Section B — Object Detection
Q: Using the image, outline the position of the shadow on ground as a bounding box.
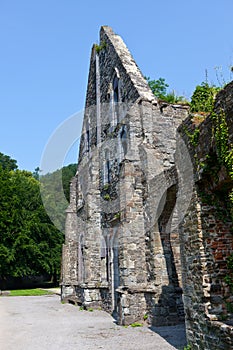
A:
[150,323,187,349]
[112,310,187,349]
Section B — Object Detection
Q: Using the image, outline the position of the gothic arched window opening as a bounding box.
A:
[113,75,119,103]
[113,74,120,123]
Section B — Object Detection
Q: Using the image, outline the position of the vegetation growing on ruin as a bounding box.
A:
[183,345,192,350]
[103,194,110,201]
[190,82,220,113]
[210,105,233,226]
[94,40,107,54]
[130,322,143,327]
[225,254,233,291]
[188,81,233,294]
[189,81,233,188]
[183,126,200,147]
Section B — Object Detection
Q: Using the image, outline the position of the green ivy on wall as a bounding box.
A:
[189,82,233,293]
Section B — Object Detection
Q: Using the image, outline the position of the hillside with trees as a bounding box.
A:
[0,152,76,288]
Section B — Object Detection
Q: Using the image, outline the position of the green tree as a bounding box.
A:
[0,155,65,284]
[0,152,17,170]
[0,154,77,286]
[62,163,77,201]
[39,163,77,232]
[145,77,169,99]
[33,166,41,180]
[145,76,187,104]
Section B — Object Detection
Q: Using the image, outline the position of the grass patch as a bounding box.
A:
[130,322,143,327]
[8,288,54,296]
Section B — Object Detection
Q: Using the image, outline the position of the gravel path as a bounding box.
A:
[0,295,187,349]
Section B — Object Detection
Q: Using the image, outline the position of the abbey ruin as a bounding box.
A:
[61,26,233,349]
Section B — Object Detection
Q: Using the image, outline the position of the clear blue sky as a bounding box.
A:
[1,0,232,172]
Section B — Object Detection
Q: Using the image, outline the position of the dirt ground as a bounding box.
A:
[0,294,187,349]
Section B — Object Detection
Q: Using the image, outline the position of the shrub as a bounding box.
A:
[190,82,220,113]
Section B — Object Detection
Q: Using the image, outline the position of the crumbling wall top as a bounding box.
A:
[100,26,156,102]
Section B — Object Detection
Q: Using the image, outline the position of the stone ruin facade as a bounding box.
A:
[61,26,233,349]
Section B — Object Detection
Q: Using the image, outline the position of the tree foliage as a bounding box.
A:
[62,163,77,201]
[190,82,220,113]
[145,77,169,99]
[0,154,77,283]
[39,163,77,232]
[0,152,17,171]
[145,76,187,104]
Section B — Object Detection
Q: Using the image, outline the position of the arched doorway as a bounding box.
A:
[149,184,184,325]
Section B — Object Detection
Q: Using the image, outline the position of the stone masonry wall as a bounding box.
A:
[61,26,189,326]
[179,82,233,349]
[61,27,233,348]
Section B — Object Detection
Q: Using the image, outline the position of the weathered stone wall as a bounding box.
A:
[178,82,233,349]
[61,26,188,326]
[99,26,154,104]
[180,191,233,349]
[61,26,233,348]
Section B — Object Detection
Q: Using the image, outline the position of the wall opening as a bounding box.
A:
[113,74,120,123]
[103,149,111,184]
[158,184,180,288]
[151,184,184,325]
[78,233,85,283]
[120,126,128,156]
[110,228,120,312]
[100,235,109,282]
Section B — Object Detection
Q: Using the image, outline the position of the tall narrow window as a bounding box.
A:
[103,149,111,184]
[86,129,90,152]
[106,159,111,183]
[120,127,127,156]
[113,75,119,123]
[100,235,109,282]
[78,233,85,283]
[85,120,90,154]
[113,75,119,103]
